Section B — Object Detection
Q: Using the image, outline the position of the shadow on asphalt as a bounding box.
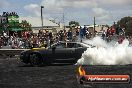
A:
[18,63,74,67]
[18,63,132,67]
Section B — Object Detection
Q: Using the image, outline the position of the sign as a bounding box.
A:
[8,16,19,23]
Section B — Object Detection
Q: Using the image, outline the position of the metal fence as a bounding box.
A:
[0,49,30,58]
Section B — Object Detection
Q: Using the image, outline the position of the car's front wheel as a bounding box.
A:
[29,53,42,66]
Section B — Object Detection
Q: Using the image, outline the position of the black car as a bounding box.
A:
[20,41,93,66]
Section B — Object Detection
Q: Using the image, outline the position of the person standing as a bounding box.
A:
[102,30,106,40]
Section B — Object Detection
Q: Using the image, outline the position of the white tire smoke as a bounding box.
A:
[77,37,132,65]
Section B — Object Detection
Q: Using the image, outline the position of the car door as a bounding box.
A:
[75,43,87,60]
[64,43,76,59]
[50,42,67,59]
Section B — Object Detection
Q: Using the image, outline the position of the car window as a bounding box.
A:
[66,43,76,48]
[66,43,83,48]
[76,44,83,48]
[52,43,66,49]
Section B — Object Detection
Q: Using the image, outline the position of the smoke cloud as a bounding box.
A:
[77,37,132,65]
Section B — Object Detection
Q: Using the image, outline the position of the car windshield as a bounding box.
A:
[48,42,66,49]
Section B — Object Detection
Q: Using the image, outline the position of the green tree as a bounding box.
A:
[116,16,132,36]
[69,21,80,27]
[20,20,32,31]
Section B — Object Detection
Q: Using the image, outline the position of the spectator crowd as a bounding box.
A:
[0,25,132,49]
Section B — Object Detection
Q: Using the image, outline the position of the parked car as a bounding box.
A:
[20,41,94,66]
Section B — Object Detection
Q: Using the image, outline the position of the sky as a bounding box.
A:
[0,0,132,25]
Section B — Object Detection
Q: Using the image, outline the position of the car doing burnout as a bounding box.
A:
[20,41,93,66]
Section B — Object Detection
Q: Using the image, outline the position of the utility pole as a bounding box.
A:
[93,16,96,37]
[62,12,65,30]
[41,6,44,29]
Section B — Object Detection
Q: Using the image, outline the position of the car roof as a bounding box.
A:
[54,41,95,48]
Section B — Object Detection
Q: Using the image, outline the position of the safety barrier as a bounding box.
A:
[0,49,30,58]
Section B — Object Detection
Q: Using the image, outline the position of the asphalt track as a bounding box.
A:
[0,58,132,88]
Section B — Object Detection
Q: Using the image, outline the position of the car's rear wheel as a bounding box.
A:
[29,53,42,66]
